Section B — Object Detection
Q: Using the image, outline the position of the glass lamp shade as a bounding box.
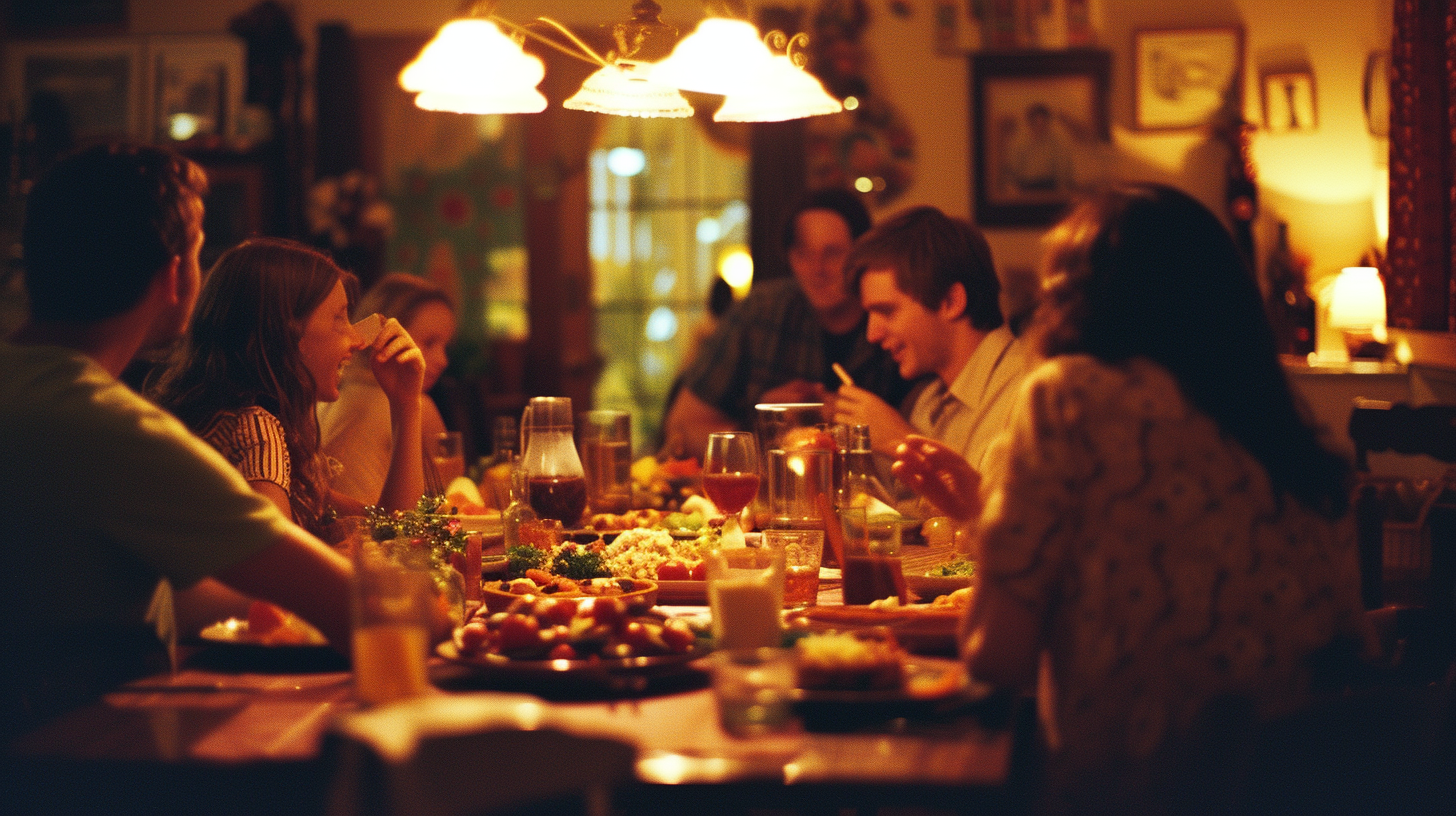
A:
[1328,266,1387,330]
[650,18,775,96]
[564,60,693,118]
[713,55,843,122]
[399,19,547,115]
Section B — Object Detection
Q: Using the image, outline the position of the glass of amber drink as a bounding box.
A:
[351,537,435,706]
[763,528,824,608]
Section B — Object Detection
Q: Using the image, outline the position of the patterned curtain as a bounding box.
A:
[1386,0,1456,330]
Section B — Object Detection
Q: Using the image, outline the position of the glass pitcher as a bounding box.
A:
[520,396,587,526]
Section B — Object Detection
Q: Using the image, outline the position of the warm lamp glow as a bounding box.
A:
[713,55,843,122]
[650,18,775,96]
[399,19,547,114]
[1328,266,1387,330]
[564,60,692,118]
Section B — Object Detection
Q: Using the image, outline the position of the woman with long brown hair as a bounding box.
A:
[153,238,426,536]
[894,183,1369,811]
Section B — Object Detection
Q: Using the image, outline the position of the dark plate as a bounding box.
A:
[790,655,990,730]
[189,620,346,672]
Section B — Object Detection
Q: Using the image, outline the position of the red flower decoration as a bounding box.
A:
[438,191,472,225]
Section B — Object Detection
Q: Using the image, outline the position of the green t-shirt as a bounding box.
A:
[1,341,294,728]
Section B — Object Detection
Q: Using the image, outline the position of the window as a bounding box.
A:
[589,117,749,454]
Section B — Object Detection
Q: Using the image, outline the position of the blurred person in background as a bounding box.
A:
[662,188,918,456]
[894,183,1368,812]
[2,144,352,737]
[318,273,457,505]
[151,239,426,540]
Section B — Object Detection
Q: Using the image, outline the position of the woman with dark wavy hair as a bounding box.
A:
[153,238,426,538]
[894,184,1368,811]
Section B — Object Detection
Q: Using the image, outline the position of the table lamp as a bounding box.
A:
[1327,266,1388,360]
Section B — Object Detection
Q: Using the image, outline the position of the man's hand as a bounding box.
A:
[833,384,916,455]
[891,435,982,524]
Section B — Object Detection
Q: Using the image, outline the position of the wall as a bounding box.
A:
[120,0,1390,283]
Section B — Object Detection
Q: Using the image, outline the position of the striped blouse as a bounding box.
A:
[197,406,291,493]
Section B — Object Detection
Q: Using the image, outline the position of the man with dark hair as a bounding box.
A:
[834,206,1034,470]
[662,189,916,455]
[1,143,354,738]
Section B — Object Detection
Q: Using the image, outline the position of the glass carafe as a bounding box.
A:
[521,396,587,526]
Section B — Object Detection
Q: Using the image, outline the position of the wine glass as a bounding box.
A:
[702,432,760,546]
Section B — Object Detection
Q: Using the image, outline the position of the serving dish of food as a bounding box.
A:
[199,601,328,648]
[480,573,659,614]
[438,592,709,693]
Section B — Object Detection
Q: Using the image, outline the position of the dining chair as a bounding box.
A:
[324,694,636,816]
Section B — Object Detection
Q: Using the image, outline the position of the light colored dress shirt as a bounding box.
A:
[907,325,1034,471]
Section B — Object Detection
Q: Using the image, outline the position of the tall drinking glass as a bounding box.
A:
[702,432,760,547]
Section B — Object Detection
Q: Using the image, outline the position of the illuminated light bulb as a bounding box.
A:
[651,18,774,96]
[399,19,546,114]
[564,60,693,118]
[713,54,842,123]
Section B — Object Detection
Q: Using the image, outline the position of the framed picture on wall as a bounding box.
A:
[1134,27,1243,130]
[145,35,247,145]
[4,38,146,142]
[971,49,1111,227]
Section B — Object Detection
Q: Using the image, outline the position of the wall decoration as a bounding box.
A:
[1134,27,1243,130]
[4,38,145,143]
[971,49,1111,227]
[1261,69,1317,132]
[1363,50,1391,138]
[805,0,916,207]
[145,35,247,146]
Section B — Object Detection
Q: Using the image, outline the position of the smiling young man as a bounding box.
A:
[833,206,1034,470]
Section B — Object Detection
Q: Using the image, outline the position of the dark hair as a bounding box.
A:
[354,272,454,326]
[22,142,207,322]
[780,188,872,250]
[845,205,1003,332]
[152,238,354,533]
[1035,183,1350,517]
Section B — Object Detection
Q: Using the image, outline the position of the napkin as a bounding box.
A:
[145,578,178,673]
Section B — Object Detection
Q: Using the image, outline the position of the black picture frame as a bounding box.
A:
[971,49,1111,227]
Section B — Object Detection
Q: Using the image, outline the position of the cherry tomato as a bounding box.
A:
[532,597,576,627]
[659,619,695,653]
[548,642,578,660]
[688,560,707,581]
[655,561,691,581]
[587,596,628,629]
[496,613,541,654]
[459,620,489,652]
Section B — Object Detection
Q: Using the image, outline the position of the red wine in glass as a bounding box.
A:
[528,475,587,526]
[702,472,761,515]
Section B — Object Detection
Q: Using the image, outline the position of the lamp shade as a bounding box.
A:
[650,18,775,96]
[564,60,693,118]
[399,19,547,115]
[713,55,843,122]
[1327,266,1386,330]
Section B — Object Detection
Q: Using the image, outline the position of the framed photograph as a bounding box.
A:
[1261,69,1317,132]
[3,38,146,142]
[1134,27,1243,130]
[971,49,1111,227]
[145,35,246,145]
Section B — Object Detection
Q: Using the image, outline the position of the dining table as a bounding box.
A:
[2,534,1034,816]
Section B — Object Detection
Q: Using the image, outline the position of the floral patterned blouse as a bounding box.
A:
[977,355,1366,777]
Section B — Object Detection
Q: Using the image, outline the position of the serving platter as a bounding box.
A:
[199,618,327,648]
[435,640,711,695]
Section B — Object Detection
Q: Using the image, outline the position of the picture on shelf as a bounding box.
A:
[146,35,246,145]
